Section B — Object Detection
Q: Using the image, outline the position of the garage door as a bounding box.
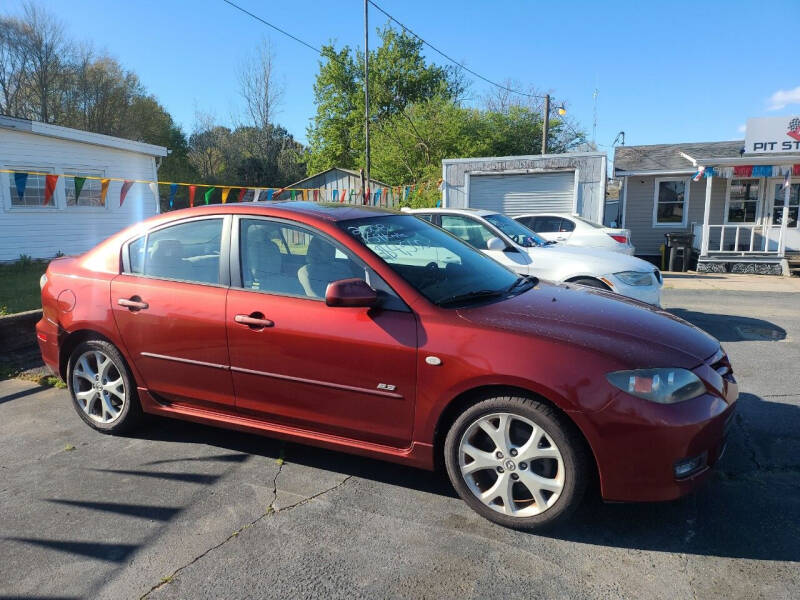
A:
[468,172,575,216]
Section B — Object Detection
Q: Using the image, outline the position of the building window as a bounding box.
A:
[65,173,104,207]
[772,182,799,228]
[653,179,688,227]
[727,179,760,223]
[8,170,55,207]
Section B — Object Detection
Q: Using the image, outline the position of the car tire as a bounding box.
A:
[444,395,589,530]
[66,339,142,434]
[569,277,610,290]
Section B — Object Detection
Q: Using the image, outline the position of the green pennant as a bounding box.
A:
[204,187,216,205]
[74,177,86,202]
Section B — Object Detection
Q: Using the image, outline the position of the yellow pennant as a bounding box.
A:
[100,179,110,206]
[221,187,231,204]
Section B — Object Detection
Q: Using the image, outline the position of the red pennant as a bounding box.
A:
[188,185,196,207]
[238,188,247,202]
[733,165,753,177]
[44,174,58,205]
[313,189,318,201]
[340,189,346,203]
[119,180,134,207]
[794,164,800,176]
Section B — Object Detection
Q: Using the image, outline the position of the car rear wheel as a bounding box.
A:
[444,395,589,530]
[67,340,142,434]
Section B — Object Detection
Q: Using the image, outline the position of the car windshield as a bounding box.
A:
[339,215,532,307]
[483,214,547,247]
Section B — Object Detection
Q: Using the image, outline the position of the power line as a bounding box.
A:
[221,0,322,55]
[367,0,547,100]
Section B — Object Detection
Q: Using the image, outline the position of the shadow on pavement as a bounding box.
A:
[669,308,787,342]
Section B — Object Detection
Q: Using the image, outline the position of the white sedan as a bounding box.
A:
[406,208,661,306]
[513,213,635,254]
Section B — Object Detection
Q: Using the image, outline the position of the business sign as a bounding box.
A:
[745,116,800,153]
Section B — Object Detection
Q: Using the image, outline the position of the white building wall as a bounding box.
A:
[0,128,160,261]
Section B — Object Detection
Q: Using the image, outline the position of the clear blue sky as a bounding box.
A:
[9,0,800,152]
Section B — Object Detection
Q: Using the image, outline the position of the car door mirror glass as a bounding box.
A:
[486,237,506,251]
[325,278,379,308]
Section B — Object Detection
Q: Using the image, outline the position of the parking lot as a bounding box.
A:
[1,284,799,600]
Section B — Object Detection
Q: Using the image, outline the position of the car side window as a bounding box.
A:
[533,216,562,233]
[515,216,536,229]
[559,218,576,232]
[440,215,495,250]
[131,219,223,285]
[416,213,434,223]
[238,218,407,311]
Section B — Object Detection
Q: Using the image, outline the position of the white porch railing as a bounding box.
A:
[694,222,783,255]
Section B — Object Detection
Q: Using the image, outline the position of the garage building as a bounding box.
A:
[441,152,607,223]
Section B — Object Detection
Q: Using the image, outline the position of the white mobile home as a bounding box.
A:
[0,115,167,262]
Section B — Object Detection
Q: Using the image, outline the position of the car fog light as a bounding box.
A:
[674,453,707,478]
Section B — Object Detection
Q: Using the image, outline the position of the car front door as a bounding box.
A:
[225,216,418,448]
[439,214,529,274]
[111,216,235,412]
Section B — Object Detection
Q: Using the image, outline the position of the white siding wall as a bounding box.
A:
[442,153,607,223]
[0,128,159,261]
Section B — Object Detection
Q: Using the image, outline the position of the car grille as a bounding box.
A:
[708,348,734,382]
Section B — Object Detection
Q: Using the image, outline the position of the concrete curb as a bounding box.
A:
[0,309,42,353]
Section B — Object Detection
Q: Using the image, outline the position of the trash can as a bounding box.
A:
[664,231,694,272]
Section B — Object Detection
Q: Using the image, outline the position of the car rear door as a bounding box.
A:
[225,216,418,448]
[111,216,235,412]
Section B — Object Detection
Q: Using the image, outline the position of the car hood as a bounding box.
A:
[456,281,718,369]
[525,244,654,273]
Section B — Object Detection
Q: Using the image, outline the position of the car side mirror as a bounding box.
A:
[325,278,379,308]
[486,237,506,251]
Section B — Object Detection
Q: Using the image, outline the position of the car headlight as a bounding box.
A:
[613,271,653,286]
[40,273,48,290]
[606,368,706,404]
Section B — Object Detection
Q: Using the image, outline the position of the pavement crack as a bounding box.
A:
[735,413,762,471]
[267,444,286,513]
[139,452,352,600]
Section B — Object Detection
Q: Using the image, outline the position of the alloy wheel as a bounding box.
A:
[458,412,564,517]
[71,350,126,424]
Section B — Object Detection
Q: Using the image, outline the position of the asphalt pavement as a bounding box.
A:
[1,287,798,599]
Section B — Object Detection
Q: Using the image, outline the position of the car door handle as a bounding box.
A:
[234,313,274,329]
[118,297,149,311]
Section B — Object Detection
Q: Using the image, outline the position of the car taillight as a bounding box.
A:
[608,234,628,244]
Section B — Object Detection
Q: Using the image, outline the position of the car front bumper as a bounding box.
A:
[605,278,663,307]
[36,316,61,376]
[573,357,738,503]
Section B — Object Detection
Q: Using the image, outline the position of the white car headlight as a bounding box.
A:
[613,270,653,286]
[40,273,48,290]
[606,368,706,404]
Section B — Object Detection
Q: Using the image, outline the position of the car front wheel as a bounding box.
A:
[67,339,142,434]
[444,395,589,530]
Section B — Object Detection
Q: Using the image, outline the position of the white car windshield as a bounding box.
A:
[339,215,534,307]
[483,214,547,248]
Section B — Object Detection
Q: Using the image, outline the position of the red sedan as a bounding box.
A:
[37,202,737,529]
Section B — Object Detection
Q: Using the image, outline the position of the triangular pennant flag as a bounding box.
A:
[290,190,296,201]
[302,189,308,201]
[188,185,196,207]
[14,172,28,201]
[266,189,274,201]
[148,182,159,205]
[333,189,338,202]
[313,189,318,202]
[169,183,178,208]
[253,189,261,202]
[44,174,58,206]
[221,187,231,204]
[74,176,86,202]
[100,179,110,206]
[204,187,216,204]
[238,188,247,202]
[120,180,134,207]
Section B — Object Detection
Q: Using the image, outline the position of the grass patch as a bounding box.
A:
[0,256,48,314]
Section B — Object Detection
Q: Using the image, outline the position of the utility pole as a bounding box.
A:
[363,0,370,203]
[541,94,550,155]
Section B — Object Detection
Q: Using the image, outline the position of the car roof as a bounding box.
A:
[158,201,398,223]
[405,207,497,217]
